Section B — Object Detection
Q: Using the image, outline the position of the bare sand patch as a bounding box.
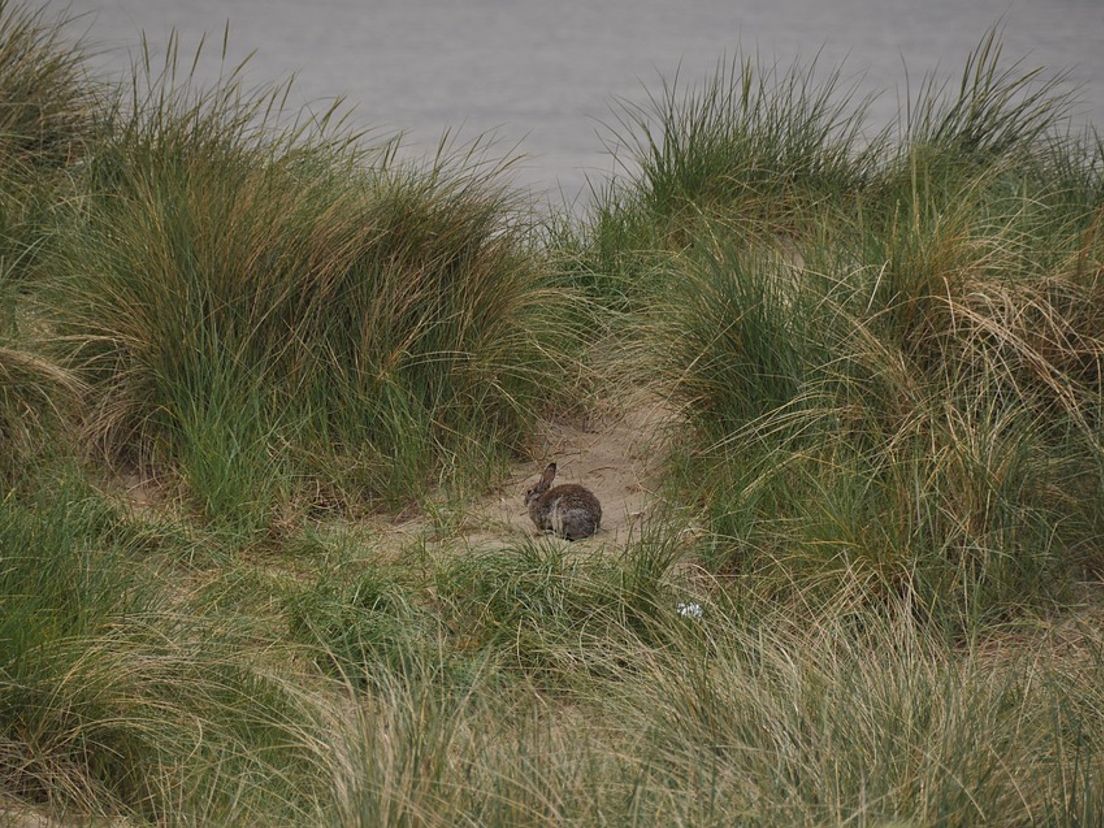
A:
[342,393,678,560]
[468,396,675,549]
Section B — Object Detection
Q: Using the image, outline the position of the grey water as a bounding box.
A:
[52,0,1104,205]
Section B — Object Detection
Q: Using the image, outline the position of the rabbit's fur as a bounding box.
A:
[523,462,602,540]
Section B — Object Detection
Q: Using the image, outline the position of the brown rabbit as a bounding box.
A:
[523,462,602,540]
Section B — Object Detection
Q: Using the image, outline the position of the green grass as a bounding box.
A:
[609,54,882,231]
[0,7,1103,825]
[324,602,1104,827]
[0,0,97,479]
[0,337,82,482]
[8,486,1102,824]
[596,33,1104,631]
[0,0,99,168]
[648,218,1102,627]
[42,35,588,532]
[0,0,101,289]
[0,470,341,823]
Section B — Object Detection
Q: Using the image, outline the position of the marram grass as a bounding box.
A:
[324,600,1104,828]
[45,37,587,529]
[0,0,100,169]
[605,32,1104,630]
[5,500,1104,824]
[0,7,1101,825]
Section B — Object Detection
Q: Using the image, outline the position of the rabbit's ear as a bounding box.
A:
[540,462,557,488]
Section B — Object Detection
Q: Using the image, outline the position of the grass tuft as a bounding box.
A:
[46,38,586,530]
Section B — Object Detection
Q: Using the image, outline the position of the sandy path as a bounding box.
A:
[108,393,677,557]
[360,394,675,556]
[466,397,673,549]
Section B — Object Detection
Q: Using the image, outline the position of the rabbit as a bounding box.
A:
[523,462,602,540]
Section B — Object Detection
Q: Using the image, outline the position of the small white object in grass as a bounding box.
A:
[677,602,703,619]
